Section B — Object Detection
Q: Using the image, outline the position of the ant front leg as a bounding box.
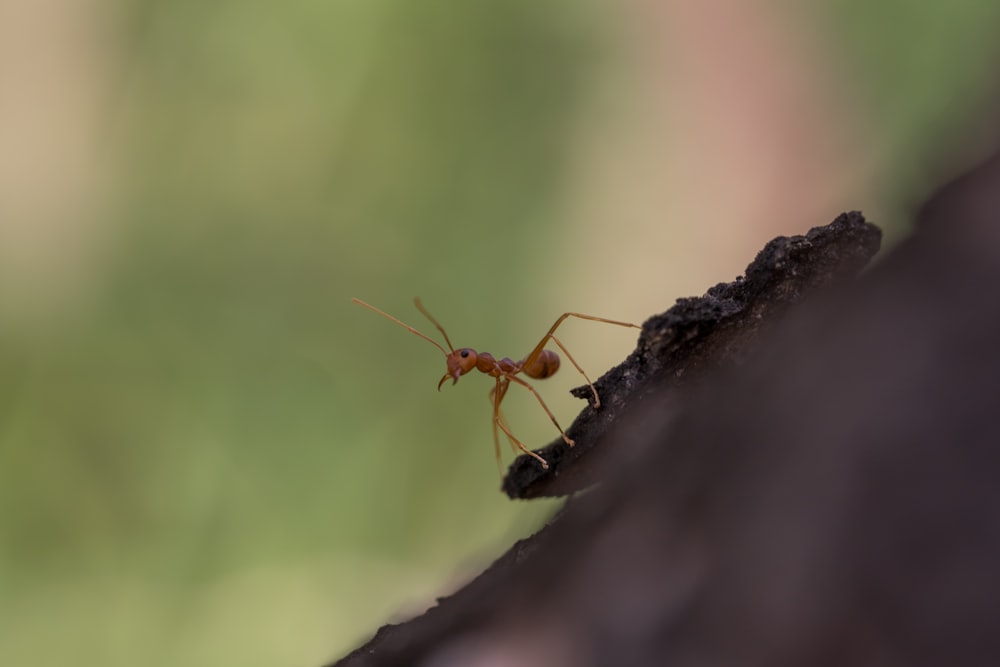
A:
[489,379,512,475]
[521,312,640,409]
[491,377,550,470]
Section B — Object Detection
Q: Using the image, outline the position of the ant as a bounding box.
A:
[352,297,640,472]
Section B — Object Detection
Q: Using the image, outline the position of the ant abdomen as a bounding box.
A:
[523,349,560,379]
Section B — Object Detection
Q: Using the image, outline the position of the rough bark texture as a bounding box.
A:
[330,150,1000,667]
[503,210,880,499]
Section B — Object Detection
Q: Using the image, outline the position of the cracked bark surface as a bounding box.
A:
[331,149,1000,667]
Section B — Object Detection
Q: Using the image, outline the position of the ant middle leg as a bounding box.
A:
[508,375,574,448]
[489,380,514,475]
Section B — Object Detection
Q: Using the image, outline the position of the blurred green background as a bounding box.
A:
[0,1,997,665]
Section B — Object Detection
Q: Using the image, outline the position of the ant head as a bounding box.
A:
[352,298,476,390]
[439,348,478,390]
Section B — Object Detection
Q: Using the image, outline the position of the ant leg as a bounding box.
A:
[547,334,600,408]
[491,376,549,469]
[489,384,502,475]
[496,401,519,454]
[489,379,514,475]
[495,418,549,469]
[523,312,639,368]
[521,312,639,408]
[508,375,575,448]
[492,379,544,460]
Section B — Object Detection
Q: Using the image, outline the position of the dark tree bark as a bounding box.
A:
[330,150,1000,667]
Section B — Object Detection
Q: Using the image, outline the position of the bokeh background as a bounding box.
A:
[1,1,998,665]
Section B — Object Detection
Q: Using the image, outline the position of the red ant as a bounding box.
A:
[352,297,640,472]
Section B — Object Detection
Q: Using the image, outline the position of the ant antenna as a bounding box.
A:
[351,298,449,356]
[413,298,456,352]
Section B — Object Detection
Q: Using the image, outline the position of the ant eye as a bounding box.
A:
[460,350,469,358]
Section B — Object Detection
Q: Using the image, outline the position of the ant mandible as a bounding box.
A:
[352,297,640,473]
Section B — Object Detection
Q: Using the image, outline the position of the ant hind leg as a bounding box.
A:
[548,334,600,408]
